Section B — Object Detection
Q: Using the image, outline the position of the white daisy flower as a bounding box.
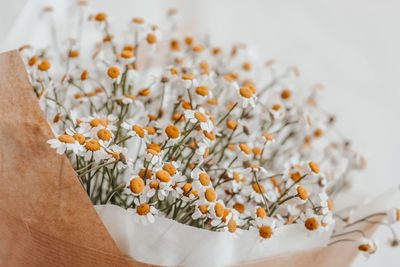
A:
[133,197,158,224]
[82,139,108,162]
[47,134,83,155]
[255,216,277,240]
[300,208,322,232]
[184,108,214,132]
[356,238,377,258]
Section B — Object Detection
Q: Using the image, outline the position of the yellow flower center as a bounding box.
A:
[203,130,216,141]
[214,203,224,217]
[130,177,144,194]
[228,219,237,233]
[80,70,88,80]
[259,225,273,239]
[69,50,79,58]
[144,126,156,135]
[84,140,101,151]
[304,218,319,231]
[163,163,176,176]
[226,120,237,130]
[58,134,75,144]
[181,73,194,80]
[90,118,108,128]
[107,66,120,79]
[314,128,323,137]
[242,62,251,71]
[239,143,251,155]
[132,125,145,138]
[136,203,150,215]
[146,148,158,156]
[156,170,171,183]
[182,102,192,110]
[165,125,180,139]
[73,133,85,145]
[239,86,253,98]
[195,86,209,96]
[205,188,216,202]
[327,199,333,211]
[170,40,180,51]
[194,112,207,122]
[297,186,308,200]
[132,17,144,24]
[203,147,210,159]
[138,169,152,179]
[280,89,291,99]
[308,161,320,174]
[252,183,264,194]
[138,88,150,96]
[146,33,157,44]
[262,133,273,141]
[233,172,240,183]
[28,56,38,66]
[97,129,112,141]
[272,104,281,111]
[199,173,210,186]
[358,244,370,252]
[290,171,301,182]
[233,203,244,214]
[199,205,208,214]
[182,183,198,197]
[147,144,161,153]
[149,181,159,189]
[123,94,136,101]
[192,45,203,52]
[252,147,262,155]
[38,60,51,71]
[207,98,217,105]
[256,207,267,218]
[185,36,193,45]
[121,50,134,59]
[95,13,106,21]
[178,110,188,121]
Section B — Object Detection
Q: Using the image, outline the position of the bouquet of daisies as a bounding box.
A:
[13,2,399,266]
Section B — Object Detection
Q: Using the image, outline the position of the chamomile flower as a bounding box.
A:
[47,134,83,154]
[192,203,209,220]
[133,198,158,224]
[82,139,108,161]
[236,86,257,108]
[191,168,212,191]
[301,208,322,232]
[255,217,277,240]
[357,238,378,258]
[121,120,147,141]
[184,108,214,132]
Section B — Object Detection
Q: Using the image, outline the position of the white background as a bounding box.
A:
[1,0,399,266]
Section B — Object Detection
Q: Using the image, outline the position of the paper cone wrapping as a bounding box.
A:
[0,50,388,266]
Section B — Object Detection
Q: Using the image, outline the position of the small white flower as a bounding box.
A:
[133,198,158,224]
[356,238,377,258]
[184,108,214,132]
[47,134,83,155]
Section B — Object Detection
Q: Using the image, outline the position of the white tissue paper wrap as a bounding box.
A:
[95,204,332,267]
[95,186,400,267]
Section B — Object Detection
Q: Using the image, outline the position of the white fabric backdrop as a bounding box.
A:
[1,0,399,266]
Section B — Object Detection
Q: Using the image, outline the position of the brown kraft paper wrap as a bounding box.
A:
[0,50,377,267]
